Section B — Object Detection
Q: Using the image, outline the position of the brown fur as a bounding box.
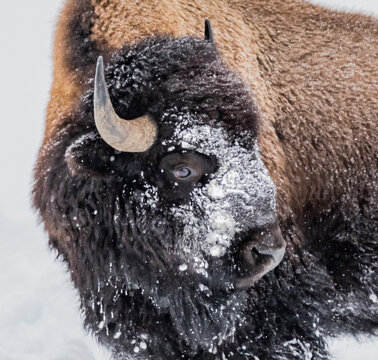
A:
[45,0,377,225]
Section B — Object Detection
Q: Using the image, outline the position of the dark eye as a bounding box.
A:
[174,166,196,180]
[159,152,217,191]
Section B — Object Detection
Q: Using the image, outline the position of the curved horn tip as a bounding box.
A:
[95,56,104,85]
[204,19,215,44]
[95,56,108,108]
[96,55,104,68]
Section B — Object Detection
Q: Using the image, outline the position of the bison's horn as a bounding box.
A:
[94,56,157,152]
[204,19,214,44]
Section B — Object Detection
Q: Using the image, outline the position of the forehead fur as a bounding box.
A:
[84,35,260,136]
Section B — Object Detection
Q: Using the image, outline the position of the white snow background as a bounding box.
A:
[0,1,376,359]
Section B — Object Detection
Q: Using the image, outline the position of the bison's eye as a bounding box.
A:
[174,165,197,180]
[159,152,217,190]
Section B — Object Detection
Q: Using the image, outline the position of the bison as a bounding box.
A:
[33,0,377,359]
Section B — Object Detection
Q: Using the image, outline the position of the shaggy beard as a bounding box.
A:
[156,278,249,354]
[127,255,249,354]
[81,251,249,356]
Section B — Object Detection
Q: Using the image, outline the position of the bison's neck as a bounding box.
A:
[242,0,378,222]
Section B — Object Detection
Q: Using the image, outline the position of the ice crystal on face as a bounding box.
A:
[369,293,377,303]
[168,114,277,260]
[178,264,188,271]
[98,320,105,330]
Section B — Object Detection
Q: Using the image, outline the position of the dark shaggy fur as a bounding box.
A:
[63,0,108,83]
[34,35,378,359]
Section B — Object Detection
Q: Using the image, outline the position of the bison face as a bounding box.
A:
[158,114,281,284]
[36,36,286,355]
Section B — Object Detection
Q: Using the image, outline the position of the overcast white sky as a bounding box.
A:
[0,1,376,359]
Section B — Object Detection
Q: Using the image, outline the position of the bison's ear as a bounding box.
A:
[65,131,121,177]
[204,19,215,45]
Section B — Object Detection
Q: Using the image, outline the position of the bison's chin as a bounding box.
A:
[158,279,248,354]
[131,258,247,354]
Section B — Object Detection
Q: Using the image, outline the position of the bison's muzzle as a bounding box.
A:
[235,221,286,289]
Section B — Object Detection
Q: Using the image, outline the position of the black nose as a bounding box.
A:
[235,221,286,290]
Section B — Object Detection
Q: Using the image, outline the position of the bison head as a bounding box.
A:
[35,33,286,357]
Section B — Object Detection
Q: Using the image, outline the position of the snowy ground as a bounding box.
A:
[0,1,376,359]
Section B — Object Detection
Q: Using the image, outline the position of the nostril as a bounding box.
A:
[240,246,260,270]
[251,248,260,257]
[240,244,285,271]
